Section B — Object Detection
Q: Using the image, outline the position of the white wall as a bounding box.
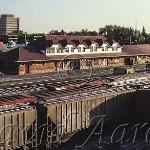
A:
[46,42,122,56]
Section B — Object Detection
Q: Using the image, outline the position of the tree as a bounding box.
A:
[99,25,150,45]
[141,26,146,37]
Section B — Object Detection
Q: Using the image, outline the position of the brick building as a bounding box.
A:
[0,35,150,75]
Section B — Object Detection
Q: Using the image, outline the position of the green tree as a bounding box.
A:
[99,25,150,45]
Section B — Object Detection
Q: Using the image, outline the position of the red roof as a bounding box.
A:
[122,44,150,55]
[46,35,107,42]
[0,95,37,107]
[0,47,48,62]
[1,44,150,63]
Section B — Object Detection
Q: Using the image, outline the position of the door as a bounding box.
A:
[73,60,80,70]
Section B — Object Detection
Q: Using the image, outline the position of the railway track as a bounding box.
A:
[0,71,150,149]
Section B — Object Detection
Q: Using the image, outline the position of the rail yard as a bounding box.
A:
[0,71,150,149]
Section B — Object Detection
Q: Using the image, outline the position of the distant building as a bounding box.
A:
[7,34,18,43]
[0,14,19,35]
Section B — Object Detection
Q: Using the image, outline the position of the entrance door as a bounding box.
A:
[124,57,133,66]
[73,60,80,70]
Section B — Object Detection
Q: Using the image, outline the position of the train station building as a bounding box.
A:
[0,35,150,75]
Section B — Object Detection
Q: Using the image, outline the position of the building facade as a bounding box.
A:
[46,42,122,56]
[0,14,19,35]
[0,35,150,75]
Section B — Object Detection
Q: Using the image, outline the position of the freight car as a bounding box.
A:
[0,95,37,150]
[0,106,37,150]
[33,85,135,149]
[0,74,148,149]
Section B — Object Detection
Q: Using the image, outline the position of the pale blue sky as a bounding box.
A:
[0,0,149,33]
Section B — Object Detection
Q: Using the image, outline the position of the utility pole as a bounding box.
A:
[25,32,27,47]
[135,20,138,43]
[130,36,132,45]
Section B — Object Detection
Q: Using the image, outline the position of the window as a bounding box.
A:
[112,46,117,51]
[93,46,97,52]
[83,47,85,52]
[57,48,61,53]
[66,48,69,53]
[61,62,63,69]
[86,60,92,66]
[115,58,119,63]
[50,48,55,53]
[78,47,82,52]
[71,47,74,52]
[90,47,93,52]
[102,47,104,51]
[105,46,108,51]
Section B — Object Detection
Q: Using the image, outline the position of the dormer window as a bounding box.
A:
[57,49,60,53]
[83,47,85,52]
[90,47,93,52]
[66,47,69,53]
[93,46,97,52]
[57,47,61,53]
[105,46,108,51]
[112,47,117,51]
[71,47,74,52]
[112,43,119,51]
[102,43,109,51]
[78,47,82,52]
[50,47,55,53]
[46,49,49,53]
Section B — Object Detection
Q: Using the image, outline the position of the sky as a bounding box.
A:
[0,0,150,33]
